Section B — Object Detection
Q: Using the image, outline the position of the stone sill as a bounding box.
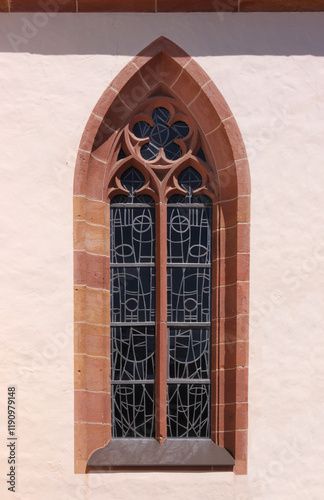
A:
[88,438,235,467]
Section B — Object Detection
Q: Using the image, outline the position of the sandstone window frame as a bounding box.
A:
[74,36,250,475]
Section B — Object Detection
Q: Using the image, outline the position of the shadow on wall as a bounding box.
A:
[1,12,324,56]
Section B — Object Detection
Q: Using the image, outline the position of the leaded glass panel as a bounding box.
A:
[111,326,155,381]
[111,267,156,324]
[167,267,211,323]
[168,328,210,380]
[167,384,210,438]
[111,205,155,264]
[167,166,212,438]
[112,384,155,438]
[167,205,212,264]
[111,167,156,439]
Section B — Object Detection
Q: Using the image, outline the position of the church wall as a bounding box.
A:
[0,12,323,499]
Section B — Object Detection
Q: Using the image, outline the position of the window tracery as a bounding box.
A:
[108,95,217,444]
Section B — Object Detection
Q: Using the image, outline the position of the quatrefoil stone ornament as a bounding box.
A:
[132,107,190,161]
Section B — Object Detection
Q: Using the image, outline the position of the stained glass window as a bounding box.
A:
[133,107,189,161]
[167,167,212,438]
[111,167,156,438]
[110,164,212,440]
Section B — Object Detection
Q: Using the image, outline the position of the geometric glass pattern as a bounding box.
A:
[167,167,212,438]
[111,167,156,438]
[112,384,155,438]
[167,384,210,438]
[133,107,190,161]
[168,328,210,380]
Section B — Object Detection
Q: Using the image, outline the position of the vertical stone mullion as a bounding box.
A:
[155,202,168,443]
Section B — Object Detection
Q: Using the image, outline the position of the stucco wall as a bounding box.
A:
[0,12,324,500]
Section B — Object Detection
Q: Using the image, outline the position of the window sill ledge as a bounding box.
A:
[88,439,235,467]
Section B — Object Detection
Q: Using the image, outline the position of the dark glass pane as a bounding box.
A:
[196,148,206,162]
[111,205,155,264]
[112,384,155,438]
[167,267,211,323]
[192,194,212,205]
[172,121,190,139]
[167,384,210,438]
[168,194,212,205]
[111,194,154,206]
[169,328,210,380]
[168,194,186,204]
[111,267,156,323]
[167,205,212,264]
[132,121,152,139]
[152,107,171,125]
[178,167,202,194]
[140,142,160,161]
[121,167,145,195]
[111,194,128,205]
[117,147,127,161]
[112,326,155,381]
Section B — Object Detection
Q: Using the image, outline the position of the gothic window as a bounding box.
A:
[74,37,250,475]
[81,97,235,466]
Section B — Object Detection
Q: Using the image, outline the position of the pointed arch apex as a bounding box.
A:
[137,35,190,61]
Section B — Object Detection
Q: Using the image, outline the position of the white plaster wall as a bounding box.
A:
[0,12,324,500]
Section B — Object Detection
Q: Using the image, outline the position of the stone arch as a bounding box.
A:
[74,36,250,475]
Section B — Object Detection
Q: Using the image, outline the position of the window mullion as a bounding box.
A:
[155,201,168,444]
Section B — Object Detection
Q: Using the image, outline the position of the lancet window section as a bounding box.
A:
[167,167,212,438]
[109,98,216,443]
[110,167,156,438]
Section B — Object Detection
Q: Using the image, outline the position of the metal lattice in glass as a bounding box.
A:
[167,167,212,438]
[110,164,212,439]
[111,168,156,438]
[132,107,190,161]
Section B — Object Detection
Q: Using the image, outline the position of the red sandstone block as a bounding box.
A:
[86,287,110,325]
[78,0,155,12]
[10,0,75,12]
[237,223,250,254]
[74,322,110,357]
[203,81,233,122]
[208,125,235,171]
[236,314,249,341]
[84,156,106,201]
[74,354,109,392]
[237,281,249,315]
[189,88,222,136]
[75,422,110,462]
[73,150,91,197]
[0,0,8,11]
[220,198,238,228]
[74,286,86,322]
[75,390,110,423]
[172,70,201,106]
[240,0,324,11]
[217,163,238,201]
[237,253,250,282]
[222,117,248,162]
[74,251,110,289]
[158,0,238,11]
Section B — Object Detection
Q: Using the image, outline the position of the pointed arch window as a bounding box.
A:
[86,98,234,466]
[74,37,250,475]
